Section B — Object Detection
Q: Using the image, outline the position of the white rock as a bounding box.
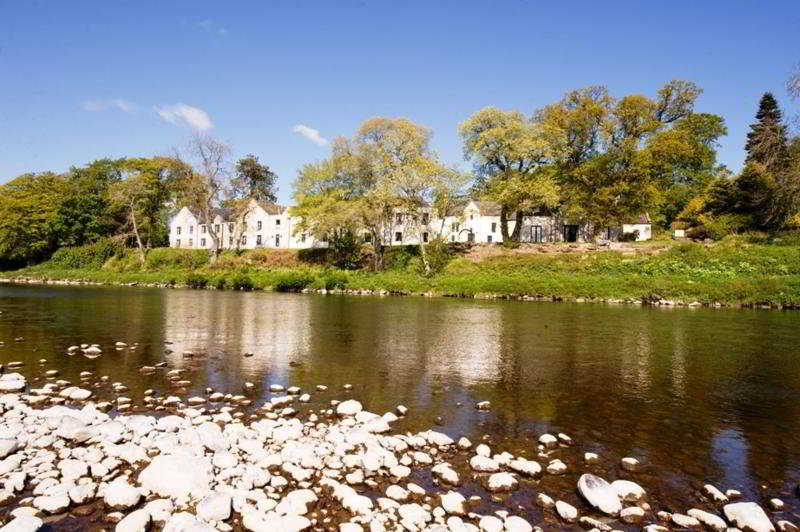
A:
[504,516,533,532]
[0,438,19,459]
[611,479,646,502]
[0,373,26,392]
[555,501,578,522]
[538,434,557,448]
[196,492,232,521]
[546,459,567,475]
[535,493,555,509]
[0,515,44,532]
[687,508,727,531]
[440,491,466,515]
[336,400,363,416]
[115,509,151,532]
[577,474,622,516]
[508,458,541,477]
[703,483,729,503]
[33,493,69,514]
[104,477,141,509]
[724,502,775,532]
[138,454,212,501]
[163,512,217,532]
[397,503,431,528]
[478,515,503,532]
[620,506,645,523]
[620,457,640,471]
[671,513,700,528]
[487,472,517,492]
[469,455,499,472]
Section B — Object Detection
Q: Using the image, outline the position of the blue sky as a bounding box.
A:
[1,1,799,203]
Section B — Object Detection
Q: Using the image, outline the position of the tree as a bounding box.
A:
[460,107,558,241]
[232,155,278,202]
[745,93,790,173]
[0,172,68,268]
[178,134,232,265]
[50,159,125,247]
[292,117,456,270]
[110,157,186,263]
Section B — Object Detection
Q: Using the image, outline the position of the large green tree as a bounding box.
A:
[232,155,278,203]
[0,172,68,268]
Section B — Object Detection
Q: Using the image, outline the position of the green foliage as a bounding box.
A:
[144,248,209,270]
[231,274,254,291]
[47,239,123,270]
[384,246,419,270]
[327,231,363,270]
[273,271,314,292]
[421,238,454,275]
[186,273,209,289]
[232,155,278,203]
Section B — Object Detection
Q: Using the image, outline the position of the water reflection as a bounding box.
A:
[0,284,799,509]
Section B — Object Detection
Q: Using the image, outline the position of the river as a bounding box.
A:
[1,283,798,521]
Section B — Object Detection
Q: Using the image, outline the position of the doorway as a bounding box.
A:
[563,225,579,243]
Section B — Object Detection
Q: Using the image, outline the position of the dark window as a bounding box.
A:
[275,235,280,246]
[229,237,233,246]
[563,225,579,243]
[470,214,474,220]
[396,213,403,224]
[422,213,429,224]
[451,222,459,231]
[301,234,306,243]
[467,232,474,243]
[532,225,543,243]
[201,225,206,234]
[364,233,372,243]
[189,238,193,247]
[450,235,455,242]
[276,219,281,226]
[189,226,194,234]
[228,223,234,232]
[491,222,496,233]
[257,221,262,230]
[214,224,220,233]
[241,235,247,245]
[256,235,262,246]
[487,235,492,243]
[176,239,181,247]
[395,232,402,242]
[177,226,182,235]
[201,238,206,247]
[423,232,429,243]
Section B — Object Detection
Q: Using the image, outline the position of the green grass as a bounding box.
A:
[8,239,800,307]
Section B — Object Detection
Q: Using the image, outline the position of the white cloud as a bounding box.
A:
[292,124,328,146]
[198,19,227,36]
[82,99,136,113]
[154,103,213,131]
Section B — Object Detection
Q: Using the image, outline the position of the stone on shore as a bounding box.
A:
[115,509,151,532]
[723,502,775,532]
[336,400,363,416]
[0,373,26,392]
[196,492,232,521]
[577,473,622,516]
[440,491,466,515]
[104,477,141,509]
[687,508,727,531]
[138,454,213,501]
[555,500,578,522]
[0,515,44,532]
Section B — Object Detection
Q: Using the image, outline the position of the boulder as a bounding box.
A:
[138,454,213,501]
[577,474,622,516]
[115,509,151,532]
[439,491,466,515]
[196,492,232,522]
[724,502,775,532]
[687,509,727,531]
[0,515,44,532]
[104,477,141,509]
[336,400,363,416]
[0,373,26,392]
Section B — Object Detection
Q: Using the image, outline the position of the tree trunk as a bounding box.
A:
[510,211,523,242]
[500,207,511,242]
[419,241,431,276]
[129,203,146,265]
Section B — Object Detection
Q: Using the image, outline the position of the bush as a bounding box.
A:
[231,274,254,291]
[319,270,349,290]
[618,230,639,243]
[328,232,363,270]
[48,238,123,270]
[274,271,315,292]
[185,273,208,289]
[384,245,419,270]
[145,248,208,270]
[213,276,227,290]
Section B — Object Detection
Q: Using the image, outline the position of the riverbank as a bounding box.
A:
[0,353,790,531]
[5,239,800,309]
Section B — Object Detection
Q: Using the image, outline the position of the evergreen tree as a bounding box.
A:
[744,93,789,173]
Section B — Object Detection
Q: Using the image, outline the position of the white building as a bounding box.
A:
[168,199,651,250]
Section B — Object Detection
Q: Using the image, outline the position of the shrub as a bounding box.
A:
[145,248,208,269]
[384,245,419,270]
[185,273,208,289]
[274,271,315,292]
[48,238,123,270]
[420,238,453,275]
[231,274,254,291]
[213,276,227,290]
[320,270,349,290]
[328,231,363,270]
[618,230,639,243]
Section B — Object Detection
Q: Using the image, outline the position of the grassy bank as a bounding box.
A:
[6,238,800,308]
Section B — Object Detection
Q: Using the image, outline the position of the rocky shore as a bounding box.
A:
[0,357,795,532]
[1,277,795,311]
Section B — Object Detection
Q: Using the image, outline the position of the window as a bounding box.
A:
[201,225,206,234]
[395,232,402,242]
[491,222,496,233]
[214,224,220,233]
[201,238,206,247]
[256,235,262,246]
[189,238,193,247]
[364,233,372,243]
[487,235,492,243]
[228,223,234,232]
[241,235,247,245]
[467,232,474,243]
[257,220,262,230]
[396,213,403,224]
[532,225,543,243]
[451,222,459,232]
[450,235,455,242]
[423,232,429,243]
[275,219,281,226]
[176,239,181,247]
[177,226,182,235]
[422,213,429,224]
[301,234,307,243]
[275,235,281,246]
[189,226,194,234]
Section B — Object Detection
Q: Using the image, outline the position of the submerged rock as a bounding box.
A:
[724,502,775,532]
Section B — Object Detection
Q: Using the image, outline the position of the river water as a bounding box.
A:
[1,283,799,521]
